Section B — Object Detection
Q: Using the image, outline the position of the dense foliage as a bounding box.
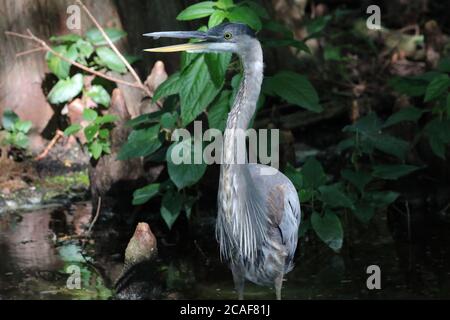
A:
[0,110,32,151]
[41,0,450,252]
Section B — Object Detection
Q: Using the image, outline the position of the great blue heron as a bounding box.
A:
[144,23,301,300]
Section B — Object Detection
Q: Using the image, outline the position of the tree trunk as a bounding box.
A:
[0,0,124,150]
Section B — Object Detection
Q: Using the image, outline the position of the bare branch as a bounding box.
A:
[4,31,33,40]
[35,129,64,161]
[6,30,144,89]
[86,197,102,237]
[16,47,44,58]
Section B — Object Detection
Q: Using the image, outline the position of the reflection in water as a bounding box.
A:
[2,210,62,272]
[0,203,449,299]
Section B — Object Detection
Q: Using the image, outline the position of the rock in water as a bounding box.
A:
[114,223,163,300]
[124,222,158,267]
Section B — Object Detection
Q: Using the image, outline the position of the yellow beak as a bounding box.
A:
[144,42,209,53]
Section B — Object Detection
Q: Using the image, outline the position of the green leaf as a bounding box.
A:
[1,110,19,131]
[117,125,162,160]
[160,191,183,230]
[424,119,450,159]
[84,124,99,142]
[11,132,29,149]
[424,73,450,102]
[311,210,343,252]
[217,0,234,9]
[160,112,177,129]
[95,47,127,73]
[352,202,375,224]
[372,164,421,180]
[95,114,118,125]
[180,56,222,126]
[208,10,227,28]
[343,113,381,135]
[383,107,425,128]
[153,72,182,102]
[318,184,354,209]
[87,85,111,107]
[341,169,372,193]
[75,39,94,59]
[228,6,262,31]
[336,138,355,153]
[102,143,111,154]
[306,15,332,36]
[388,76,429,97]
[166,139,207,189]
[98,128,109,139]
[301,157,326,189]
[46,45,78,79]
[126,111,164,128]
[132,183,160,205]
[14,120,32,134]
[264,71,322,112]
[89,140,103,159]
[83,109,98,122]
[176,2,216,21]
[371,134,410,160]
[50,34,82,43]
[86,28,127,46]
[365,191,399,208]
[181,52,202,70]
[299,189,314,203]
[205,52,232,87]
[64,124,82,136]
[48,73,83,104]
[208,90,231,131]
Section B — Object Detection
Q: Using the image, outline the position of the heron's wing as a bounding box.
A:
[249,164,301,269]
[216,163,272,264]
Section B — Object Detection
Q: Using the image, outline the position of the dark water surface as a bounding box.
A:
[1,203,449,300]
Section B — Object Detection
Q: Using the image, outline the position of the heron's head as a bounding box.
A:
[143,23,257,55]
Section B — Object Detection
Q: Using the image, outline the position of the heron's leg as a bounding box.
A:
[274,273,283,300]
[231,264,245,300]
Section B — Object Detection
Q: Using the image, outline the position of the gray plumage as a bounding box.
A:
[144,23,301,300]
[212,24,301,300]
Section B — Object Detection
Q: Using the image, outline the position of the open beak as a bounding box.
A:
[143,31,215,53]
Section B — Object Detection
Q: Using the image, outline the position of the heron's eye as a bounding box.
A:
[224,32,233,40]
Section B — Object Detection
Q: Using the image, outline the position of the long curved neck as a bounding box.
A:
[226,40,264,131]
[217,39,266,261]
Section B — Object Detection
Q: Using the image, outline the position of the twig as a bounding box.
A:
[35,129,64,160]
[76,0,152,98]
[86,197,102,237]
[16,47,44,57]
[6,30,145,90]
[4,31,33,40]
